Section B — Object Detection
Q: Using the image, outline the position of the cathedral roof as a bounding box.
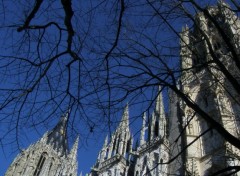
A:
[46,111,69,156]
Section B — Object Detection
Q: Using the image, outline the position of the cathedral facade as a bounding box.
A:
[5,1,240,176]
[5,112,79,176]
[169,1,240,175]
[89,1,240,175]
[89,93,169,176]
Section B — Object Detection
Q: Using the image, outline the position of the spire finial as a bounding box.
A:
[182,24,189,33]
[119,103,129,129]
[62,108,71,121]
[155,87,165,118]
[103,135,108,147]
[46,109,71,156]
[140,112,146,145]
[123,103,129,120]
[218,0,228,6]
[69,136,79,161]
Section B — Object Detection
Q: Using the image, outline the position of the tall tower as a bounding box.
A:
[169,1,240,175]
[134,90,169,176]
[90,104,134,176]
[5,111,79,176]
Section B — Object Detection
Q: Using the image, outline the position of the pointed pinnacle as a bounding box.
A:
[142,112,146,127]
[103,135,108,147]
[156,88,165,118]
[120,103,129,129]
[123,103,129,121]
[62,108,71,121]
[69,136,79,161]
[185,24,189,31]
[218,0,229,7]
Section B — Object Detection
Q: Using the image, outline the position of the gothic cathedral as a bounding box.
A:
[5,1,240,175]
[89,93,169,176]
[5,112,79,176]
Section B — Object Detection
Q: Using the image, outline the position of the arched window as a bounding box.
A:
[154,121,159,137]
[153,153,159,176]
[188,123,194,135]
[107,170,112,176]
[136,171,139,176]
[48,159,53,175]
[33,153,47,176]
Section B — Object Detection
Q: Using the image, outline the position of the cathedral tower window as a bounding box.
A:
[112,136,117,155]
[153,153,159,176]
[202,92,209,107]
[214,42,221,50]
[148,122,151,141]
[136,171,139,176]
[105,148,109,160]
[48,163,52,175]
[218,94,227,113]
[107,170,112,176]
[155,121,159,137]
[116,137,120,154]
[126,139,130,153]
[188,123,194,135]
[33,153,47,176]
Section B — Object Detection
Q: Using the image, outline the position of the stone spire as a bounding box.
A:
[107,132,116,159]
[46,110,70,156]
[119,103,130,129]
[67,136,79,175]
[5,110,78,176]
[103,135,108,147]
[217,0,236,28]
[180,25,190,46]
[180,25,193,80]
[148,89,167,140]
[127,134,134,160]
[90,104,132,176]
[119,104,131,155]
[140,112,146,145]
[69,136,79,162]
[155,88,165,118]
[99,135,108,162]
[130,134,134,152]
[155,89,167,137]
[217,0,230,8]
[106,104,131,158]
[150,111,156,140]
